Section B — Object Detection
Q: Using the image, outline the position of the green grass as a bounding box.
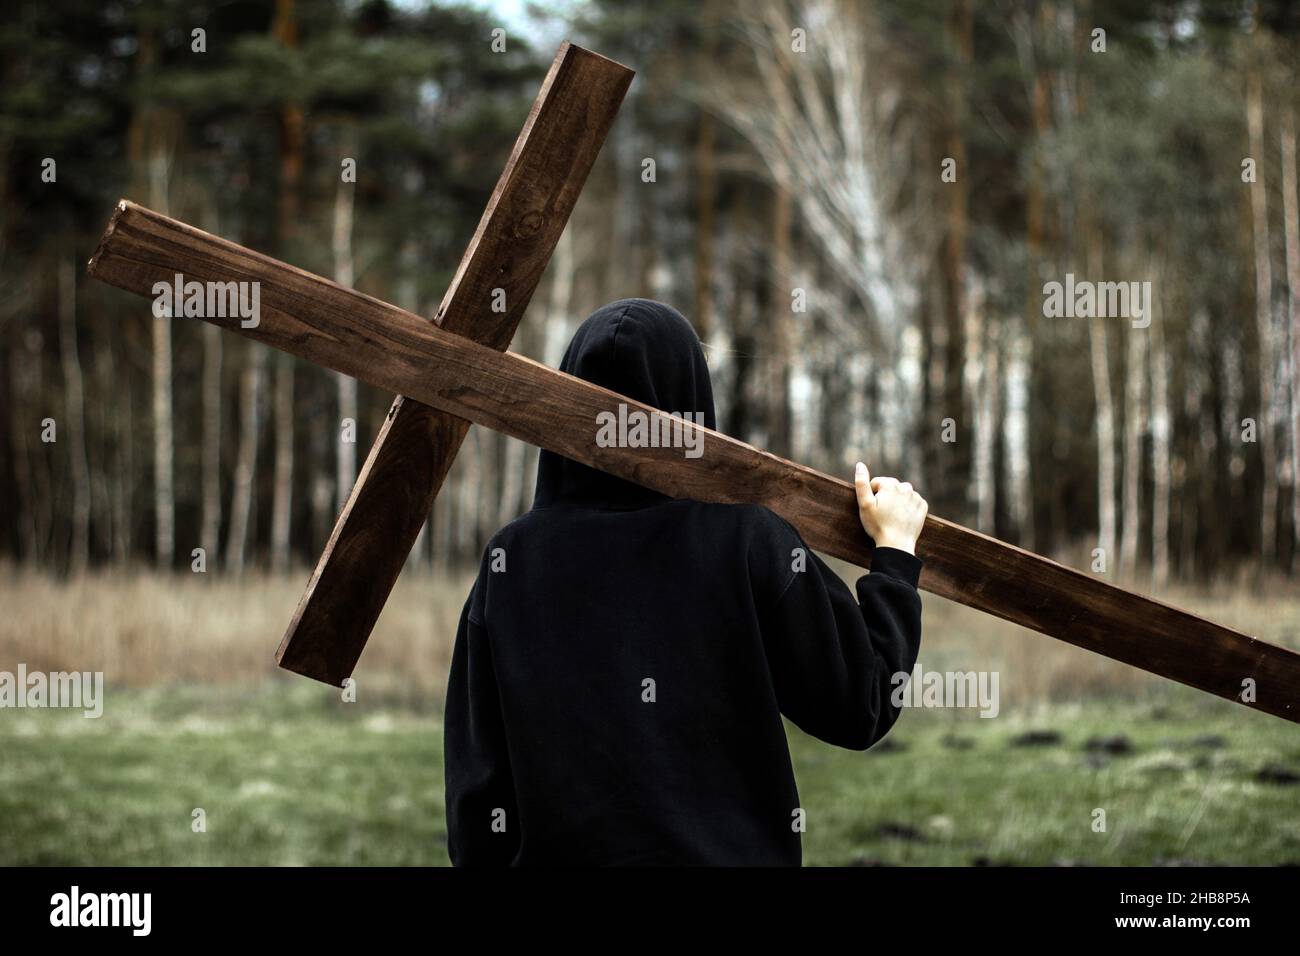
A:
[2,684,1298,866]
[0,685,446,866]
[794,701,1300,865]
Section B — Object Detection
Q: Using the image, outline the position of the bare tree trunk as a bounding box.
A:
[1150,285,1172,587]
[1087,229,1117,570]
[199,199,223,563]
[1090,316,1117,571]
[395,237,435,572]
[333,377,356,520]
[998,325,1029,541]
[151,305,174,566]
[310,460,333,557]
[1120,320,1148,578]
[942,0,974,514]
[543,225,575,367]
[1021,3,1053,552]
[769,183,793,457]
[1281,106,1300,562]
[88,331,114,559]
[719,0,911,354]
[269,0,301,575]
[201,322,222,560]
[1246,55,1277,565]
[108,328,132,563]
[148,139,174,569]
[226,344,265,574]
[693,109,716,341]
[496,435,527,527]
[32,333,54,562]
[1180,310,1212,579]
[456,428,483,563]
[966,290,997,531]
[270,355,294,572]
[333,146,358,515]
[435,473,456,574]
[58,251,89,574]
[8,331,38,561]
[127,29,177,570]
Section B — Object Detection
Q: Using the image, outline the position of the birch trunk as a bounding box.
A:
[148,133,174,569]
[1090,316,1117,571]
[1120,323,1148,578]
[769,182,793,458]
[226,344,265,574]
[201,321,222,561]
[9,331,38,561]
[270,355,294,573]
[270,0,301,574]
[943,0,974,513]
[1246,58,1277,564]
[1281,107,1300,561]
[693,110,716,341]
[966,292,997,531]
[109,328,132,562]
[58,251,89,574]
[1150,287,1172,587]
[333,151,357,516]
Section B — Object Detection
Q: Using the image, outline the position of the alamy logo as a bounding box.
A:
[50,886,151,936]
[891,664,1000,718]
[596,403,705,459]
[1042,273,1152,328]
[0,665,103,718]
[152,272,260,328]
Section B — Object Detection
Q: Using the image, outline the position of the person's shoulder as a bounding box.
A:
[706,501,802,542]
[658,499,794,536]
[675,502,808,582]
[466,511,551,623]
[665,499,801,537]
[484,508,548,549]
[482,499,803,555]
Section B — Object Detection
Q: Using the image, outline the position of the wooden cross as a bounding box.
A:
[86,43,1300,724]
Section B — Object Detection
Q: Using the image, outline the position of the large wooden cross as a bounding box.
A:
[87,43,1300,724]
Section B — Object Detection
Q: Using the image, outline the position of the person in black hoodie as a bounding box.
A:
[444,298,927,866]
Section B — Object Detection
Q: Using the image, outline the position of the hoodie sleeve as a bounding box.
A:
[443,589,520,866]
[756,518,923,751]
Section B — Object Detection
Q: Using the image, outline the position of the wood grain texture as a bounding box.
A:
[88,201,1300,723]
[277,43,631,684]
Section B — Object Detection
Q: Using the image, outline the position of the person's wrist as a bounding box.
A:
[873,532,916,555]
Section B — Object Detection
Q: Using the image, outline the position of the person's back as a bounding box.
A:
[444,298,927,866]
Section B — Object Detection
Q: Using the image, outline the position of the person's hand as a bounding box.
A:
[853,462,928,555]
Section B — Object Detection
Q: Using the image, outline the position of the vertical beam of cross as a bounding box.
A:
[274,43,633,685]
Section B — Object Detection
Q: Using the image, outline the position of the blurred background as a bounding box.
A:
[2,0,1299,866]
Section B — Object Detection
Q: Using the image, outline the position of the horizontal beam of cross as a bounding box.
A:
[87,201,1300,724]
[277,43,633,686]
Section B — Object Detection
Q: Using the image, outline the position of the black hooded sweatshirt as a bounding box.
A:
[444,298,923,866]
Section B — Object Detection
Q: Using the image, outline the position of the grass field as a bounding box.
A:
[2,566,1299,865]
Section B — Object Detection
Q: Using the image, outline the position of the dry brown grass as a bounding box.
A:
[3,559,1298,711]
[0,562,470,699]
[900,562,1300,709]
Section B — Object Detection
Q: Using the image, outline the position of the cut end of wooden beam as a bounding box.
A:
[86,199,133,278]
[563,40,634,75]
[275,640,349,688]
[274,569,344,686]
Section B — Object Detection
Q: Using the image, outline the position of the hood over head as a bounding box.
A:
[532,298,715,509]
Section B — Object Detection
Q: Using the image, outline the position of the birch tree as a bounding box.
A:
[1246,34,1278,564]
[710,0,917,352]
[57,252,89,574]
[1281,106,1300,561]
